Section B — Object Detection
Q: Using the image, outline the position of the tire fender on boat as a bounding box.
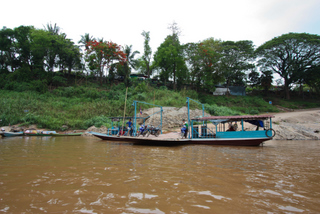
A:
[265,129,276,138]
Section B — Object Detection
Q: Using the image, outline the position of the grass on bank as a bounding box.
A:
[1,82,318,130]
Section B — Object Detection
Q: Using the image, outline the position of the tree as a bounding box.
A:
[85,40,127,85]
[43,23,67,72]
[256,32,320,99]
[184,39,224,92]
[304,65,320,94]
[154,34,187,89]
[259,69,273,95]
[0,27,14,73]
[58,38,82,79]
[197,38,224,92]
[44,23,61,35]
[78,33,94,50]
[115,45,140,86]
[0,26,32,74]
[220,40,255,87]
[153,22,188,90]
[141,31,152,78]
[183,42,200,90]
[247,69,260,88]
[0,25,86,89]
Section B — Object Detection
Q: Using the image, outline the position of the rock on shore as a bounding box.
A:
[272,109,320,140]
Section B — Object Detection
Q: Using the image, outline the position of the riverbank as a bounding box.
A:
[142,107,320,140]
[272,108,320,140]
[1,108,320,140]
[84,107,320,140]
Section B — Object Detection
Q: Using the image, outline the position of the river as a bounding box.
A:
[0,136,319,213]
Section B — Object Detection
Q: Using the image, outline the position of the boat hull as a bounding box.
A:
[50,133,83,136]
[24,133,53,136]
[90,132,271,146]
[188,137,271,146]
[0,132,24,137]
[24,132,82,137]
[90,132,190,146]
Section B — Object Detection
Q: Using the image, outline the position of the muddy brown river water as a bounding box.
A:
[0,136,319,213]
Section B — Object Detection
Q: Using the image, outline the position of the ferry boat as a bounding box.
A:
[90,114,275,146]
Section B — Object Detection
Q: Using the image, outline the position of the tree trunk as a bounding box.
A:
[284,78,290,100]
[99,67,103,86]
[146,62,150,79]
[173,63,176,90]
[68,66,71,80]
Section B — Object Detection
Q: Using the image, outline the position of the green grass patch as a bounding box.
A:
[1,84,318,130]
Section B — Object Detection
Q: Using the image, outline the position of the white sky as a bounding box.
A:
[1,0,320,58]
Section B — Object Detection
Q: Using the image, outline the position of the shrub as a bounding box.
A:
[52,75,67,86]
[84,115,110,128]
[204,104,241,116]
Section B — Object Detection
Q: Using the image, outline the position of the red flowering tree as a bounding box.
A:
[85,40,127,85]
[197,40,223,91]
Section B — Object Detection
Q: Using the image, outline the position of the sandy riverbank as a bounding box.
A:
[2,108,320,140]
[271,109,320,140]
[85,108,320,140]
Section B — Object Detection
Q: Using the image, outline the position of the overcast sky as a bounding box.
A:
[1,0,320,57]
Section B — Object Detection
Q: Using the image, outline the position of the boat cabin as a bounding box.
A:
[189,115,275,139]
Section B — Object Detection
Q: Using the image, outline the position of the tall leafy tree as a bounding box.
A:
[255,32,320,99]
[1,25,86,89]
[141,31,152,78]
[304,65,320,94]
[0,27,13,73]
[85,40,127,85]
[43,23,66,72]
[197,38,223,91]
[115,45,140,86]
[184,39,224,92]
[154,33,187,90]
[247,69,260,88]
[220,40,255,87]
[260,69,273,94]
[183,42,200,90]
[58,38,82,78]
[154,22,187,90]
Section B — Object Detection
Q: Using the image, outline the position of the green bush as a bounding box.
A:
[204,104,241,116]
[52,75,67,86]
[84,115,110,128]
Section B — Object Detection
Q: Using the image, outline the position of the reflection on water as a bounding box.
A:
[1,136,320,213]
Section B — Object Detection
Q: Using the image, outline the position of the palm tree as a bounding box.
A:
[78,33,94,50]
[44,23,61,35]
[115,45,140,86]
[124,45,140,70]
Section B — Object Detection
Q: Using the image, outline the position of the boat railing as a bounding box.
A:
[191,125,216,139]
[107,126,135,136]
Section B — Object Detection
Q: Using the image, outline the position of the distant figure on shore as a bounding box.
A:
[126,119,133,136]
[182,119,188,138]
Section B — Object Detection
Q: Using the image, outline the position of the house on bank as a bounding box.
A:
[213,85,246,96]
